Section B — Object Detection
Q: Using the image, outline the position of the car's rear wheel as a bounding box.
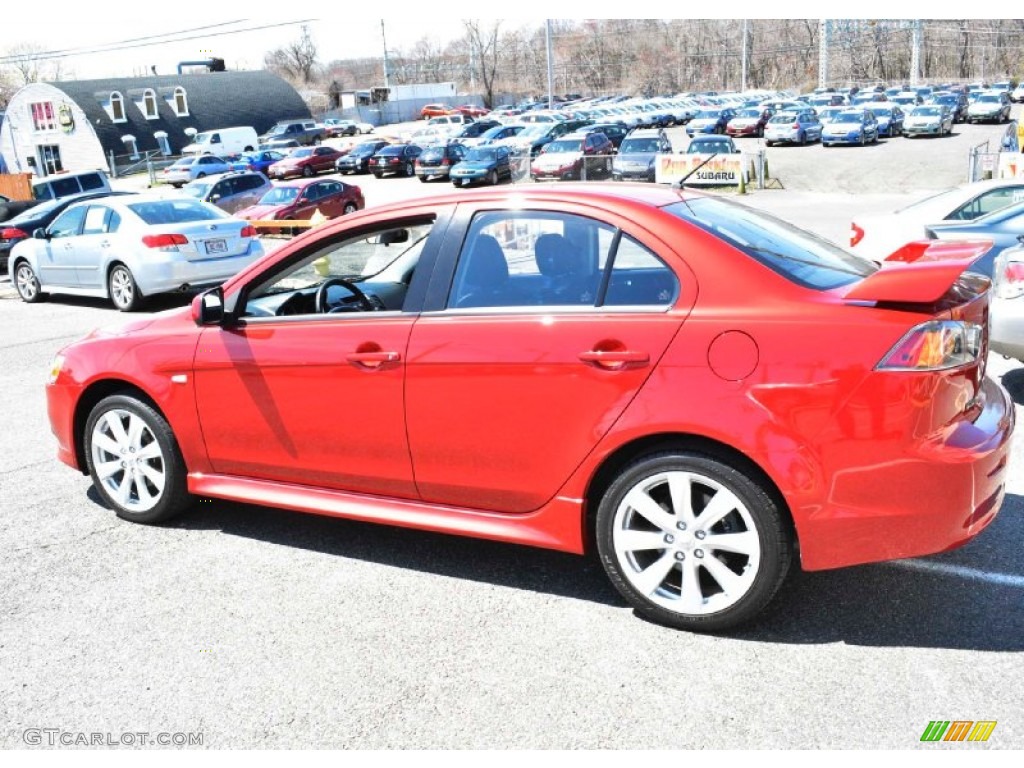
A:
[343,202,357,215]
[85,394,193,524]
[405,161,415,177]
[373,172,383,179]
[108,264,142,312]
[13,261,45,303]
[302,166,314,178]
[596,451,792,632]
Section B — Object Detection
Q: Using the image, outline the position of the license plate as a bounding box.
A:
[462,178,471,186]
[205,239,227,255]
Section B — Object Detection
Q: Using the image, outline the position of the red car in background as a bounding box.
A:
[235,178,364,221]
[45,185,1012,633]
[267,146,344,179]
[420,103,452,119]
[451,104,489,118]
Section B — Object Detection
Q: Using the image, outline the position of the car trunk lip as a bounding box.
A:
[843,239,993,304]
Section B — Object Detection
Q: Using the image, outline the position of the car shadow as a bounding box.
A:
[1000,367,1024,405]
[85,484,1024,651]
[34,292,197,313]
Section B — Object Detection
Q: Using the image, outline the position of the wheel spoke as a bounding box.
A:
[116,472,133,505]
[139,463,165,493]
[135,442,163,461]
[632,551,677,596]
[615,529,667,554]
[95,458,123,480]
[624,487,676,532]
[667,474,694,524]
[678,558,705,611]
[126,414,146,450]
[706,531,758,556]
[697,486,741,530]
[93,433,122,458]
[104,412,130,448]
[701,554,746,596]
[134,472,153,505]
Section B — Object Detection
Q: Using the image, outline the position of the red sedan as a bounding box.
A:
[267,146,344,179]
[45,185,1013,632]
[420,104,452,119]
[452,104,489,118]
[235,179,364,221]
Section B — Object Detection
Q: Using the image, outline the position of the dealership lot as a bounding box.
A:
[1,127,1022,748]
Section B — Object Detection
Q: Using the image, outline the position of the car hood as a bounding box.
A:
[237,204,289,220]
[615,152,656,165]
[452,160,496,172]
[534,153,580,168]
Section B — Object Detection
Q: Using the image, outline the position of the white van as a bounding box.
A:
[32,169,112,201]
[181,126,258,156]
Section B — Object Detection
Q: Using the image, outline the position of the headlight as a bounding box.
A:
[47,354,66,385]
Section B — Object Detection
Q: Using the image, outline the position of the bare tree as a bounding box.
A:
[5,42,44,85]
[264,25,320,84]
[463,19,502,108]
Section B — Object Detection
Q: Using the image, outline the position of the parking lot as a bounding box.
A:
[1,114,1022,749]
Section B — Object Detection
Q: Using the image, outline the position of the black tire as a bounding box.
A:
[13,261,45,303]
[84,394,193,525]
[196,172,206,179]
[302,165,314,178]
[404,161,415,177]
[313,137,322,146]
[798,131,806,146]
[418,175,429,183]
[108,263,143,312]
[243,145,254,152]
[342,202,357,215]
[595,451,792,632]
[487,169,498,186]
[373,172,383,179]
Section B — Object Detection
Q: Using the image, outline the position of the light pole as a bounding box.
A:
[381,19,390,90]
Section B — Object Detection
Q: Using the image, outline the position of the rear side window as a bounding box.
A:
[51,177,82,198]
[78,173,105,192]
[664,198,875,290]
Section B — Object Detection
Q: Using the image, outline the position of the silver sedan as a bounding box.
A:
[9,194,263,311]
[991,245,1024,363]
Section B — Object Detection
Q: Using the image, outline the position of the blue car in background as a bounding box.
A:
[822,109,880,146]
[865,104,904,137]
[231,150,288,175]
[686,108,735,136]
[926,199,1024,277]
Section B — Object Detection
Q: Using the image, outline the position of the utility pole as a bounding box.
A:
[741,19,749,92]
[818,19,830,89]
[545,20,554,109]
[910,20,922,87]
[380,19,390,90]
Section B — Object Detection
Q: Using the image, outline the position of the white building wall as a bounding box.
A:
[0,83,110,178]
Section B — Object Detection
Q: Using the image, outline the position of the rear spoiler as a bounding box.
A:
[843,239,993,304]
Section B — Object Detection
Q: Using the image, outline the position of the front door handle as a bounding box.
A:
[346,350,401,369]
[579,349,649,369]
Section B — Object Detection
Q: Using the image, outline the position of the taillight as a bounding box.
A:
[792,122,800,129]
[877,320,983,371]
[850,223,865,247]
[142,233,188,249]
[994,253,1024,300]
[240,225,256,239]
[1,227,28,241]
[441,157,450,165]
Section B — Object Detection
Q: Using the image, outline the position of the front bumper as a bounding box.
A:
[823,132,864,144]
[904,124,943,135]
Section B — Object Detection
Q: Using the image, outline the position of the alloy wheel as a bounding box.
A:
[90,409,167,513]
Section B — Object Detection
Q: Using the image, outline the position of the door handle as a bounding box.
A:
[100,241,110,248]
[579,349,649,369]
[346,350,401,369]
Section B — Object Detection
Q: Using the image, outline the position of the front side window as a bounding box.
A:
[49,206,87,238]
[949,187,1024,220]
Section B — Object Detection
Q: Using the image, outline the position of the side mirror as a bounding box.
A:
[33,228,49,240]
[210,194,221,202]
[191,287,224,326]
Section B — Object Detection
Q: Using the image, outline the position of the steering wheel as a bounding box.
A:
[315,277,375,313]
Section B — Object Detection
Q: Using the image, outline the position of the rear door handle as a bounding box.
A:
[579,350,649,369]
[346,350,401,369]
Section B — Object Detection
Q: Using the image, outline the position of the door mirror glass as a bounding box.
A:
[191,287,224,326]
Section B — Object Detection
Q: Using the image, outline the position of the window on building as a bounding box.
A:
[110,92,126,122]
[173,87,189,116]
[30,102,57,131]
[37,145,63,175]
[121,135,140,160]
[154,131,171,156]
[142,89,158,119]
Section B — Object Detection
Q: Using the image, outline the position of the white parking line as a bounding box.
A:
[889,558,1024,587]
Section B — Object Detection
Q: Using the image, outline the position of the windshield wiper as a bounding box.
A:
[674,152,719,191]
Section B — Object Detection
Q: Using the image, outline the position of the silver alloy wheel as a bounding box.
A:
[611,470,762,615]
[15,264,38,300]
[89,408,167,513]
[110,267,134,309]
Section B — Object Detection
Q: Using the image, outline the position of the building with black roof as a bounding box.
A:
[0,70,310,177]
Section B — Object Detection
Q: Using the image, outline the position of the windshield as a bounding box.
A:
[191,132,212,145]
[544,140,582,153]
[913,107,942,116]
[695,110,721,119]
[290,148,313,158]
[737,109,762,118]
[768,114,796,123]
[834,113,864,124]
[621,138,662,153]
[464,148,498,162]
[518,125,550,138]
[258,187,300,205]
[351,144,380,157]
[979,94,1000,103]
[127,199,226,225]
[182,183,212,199]
[664,198,875,290]
[170,158,194,168]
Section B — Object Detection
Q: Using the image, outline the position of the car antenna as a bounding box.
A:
[674,152,720,190]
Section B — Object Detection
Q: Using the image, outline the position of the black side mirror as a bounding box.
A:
[191,287,224,326]
[33,228,49,240]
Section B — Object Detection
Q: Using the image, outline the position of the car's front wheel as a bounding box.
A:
[302,166,314,178]
[595,451,792,632]
[13,261,45,303]
[85,394,193,524]
[108,264,142,312]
